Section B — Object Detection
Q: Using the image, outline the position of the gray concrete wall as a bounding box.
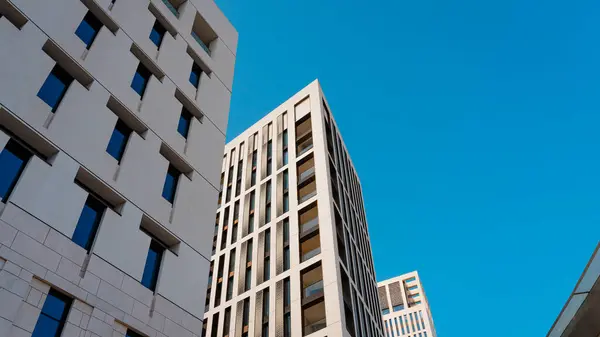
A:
[0,0,237,336]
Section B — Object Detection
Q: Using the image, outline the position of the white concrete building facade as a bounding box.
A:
[0,0,237,336]
[378,272,436,337]
[203,80,384,337]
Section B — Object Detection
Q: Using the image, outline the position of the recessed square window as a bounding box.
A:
[75,11,103,49]
[31,289,72,337]
[162,164,180,203]
[189,62,202,88]
[131,63,151,97]
[141,239,164,291]
[106,120,132,162]
[177,108,192,138]
[37,65,74,112]
[0,139,32,203]
[72,195,106,251]
[149,20,166,47]
[393,304,404,312]
[126,329,144,337]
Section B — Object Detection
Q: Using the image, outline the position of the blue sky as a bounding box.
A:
[215,0,600,335]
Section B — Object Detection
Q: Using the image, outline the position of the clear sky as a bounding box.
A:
[215,0,600,336]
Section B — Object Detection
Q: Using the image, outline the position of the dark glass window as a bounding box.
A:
[141,240,164,291]
[189,62,202,88]
[0,139,31,203]
[38,65,73,112]
[106,120,132,162]
[283,276,291,337]
[284,313,291,337]
[210,312,219,337]
[223,307,231,337]
[283,278,290,307]
[162,164,180,203]
[242,298,250,326]
[131,63,151,97]
[282,130,288,166]
[262,288,270,337]
[226,248,236,301]
[266,140,272,176]
[244,239,252,291]
[149,20,166,47]
[231,201,239,244]
[283,219,290,271]
[31,289,72,337]
[250,150,257,186]
[177,108,193,138]
[75,11,102,49]
[265,181,271,224]
[72,195,105,251]
[248,191,255,233]
[126,329,144,337]
[264,229,270,281]
[283,247,290,271]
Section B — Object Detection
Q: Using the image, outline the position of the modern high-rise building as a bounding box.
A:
[546,243,600,337]
[0,1,236,337]
[203,80,384,337]
[378,272,436,337]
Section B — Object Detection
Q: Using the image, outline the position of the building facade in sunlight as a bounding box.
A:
[0,0,236,336]
[378,271,437,337]
[203,80,384,337]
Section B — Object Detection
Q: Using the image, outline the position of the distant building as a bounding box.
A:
[547,243,600,337]
[203,80,385,337]
[378,271,437,337]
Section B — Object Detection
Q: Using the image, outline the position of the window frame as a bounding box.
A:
[149,19,167,48]
[0,139,32,203]
[75,11,103,49]
[37,65,74,112]
[162,164,180,204]
[31,289,72,337]
[141,238,166,291]
[71,194,106,251]
[106,119,132,162]
[131,63,152,97]
[189,62,202,88]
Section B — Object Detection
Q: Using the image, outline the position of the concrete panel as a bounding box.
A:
[43,229,87,267]
[10,232,60,272]
[196,74,231,133]
[11,0,89,59]
[157,242,209,318]
[189,0,238,55]
[0,205,49,244]
[45,83,119,181]
[138,79,184,152]
[0,20,57,130]
[86,255,124,290]
[113,132,167,221]
[209,39,236,91]
[187,117,226,188]
[110,0,157,56]
[170,175,216,256]
[0,220,17,247]
[10,154,87,239]
[82,28,142,112]
[93,203,149,281]
[156,35,194,95]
